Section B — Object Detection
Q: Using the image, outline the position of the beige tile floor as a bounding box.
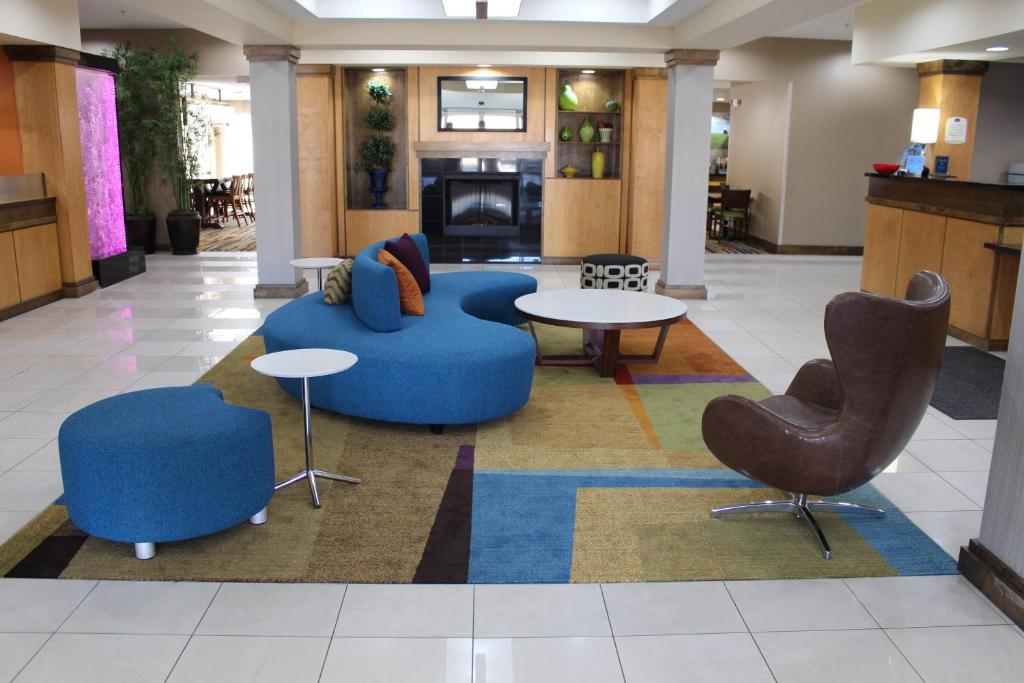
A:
[0,251,1018,681]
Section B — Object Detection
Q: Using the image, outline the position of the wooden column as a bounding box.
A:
[296,65,338,258]
[625,68,668,261]
[917,60,988,182]
[5,45,97,298]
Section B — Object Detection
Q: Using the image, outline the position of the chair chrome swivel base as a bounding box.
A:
[710,493,884,560]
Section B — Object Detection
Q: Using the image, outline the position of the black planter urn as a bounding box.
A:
[125,213,157,254]
[368,168,389,209]
[166,212,201,255]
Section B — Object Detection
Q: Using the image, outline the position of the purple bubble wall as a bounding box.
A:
[76,66,127,261]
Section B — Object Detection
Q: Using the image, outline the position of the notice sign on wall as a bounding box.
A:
[945,117,968,145]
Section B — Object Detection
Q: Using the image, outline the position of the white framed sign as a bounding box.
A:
[945,117,968,145]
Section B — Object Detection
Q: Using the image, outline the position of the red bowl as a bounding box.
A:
[873,163,900,175]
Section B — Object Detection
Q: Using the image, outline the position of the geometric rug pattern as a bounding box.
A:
[0,320,957,583]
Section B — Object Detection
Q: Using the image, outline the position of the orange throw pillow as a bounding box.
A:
[377,249,425,316]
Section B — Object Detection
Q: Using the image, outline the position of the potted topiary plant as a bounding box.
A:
[356,78,396,209]
[157,45,205,254]
[108,44,163,253]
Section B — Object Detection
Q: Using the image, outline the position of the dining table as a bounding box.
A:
[193,177,230,228]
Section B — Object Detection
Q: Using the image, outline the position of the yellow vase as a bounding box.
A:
[591,147,606,179]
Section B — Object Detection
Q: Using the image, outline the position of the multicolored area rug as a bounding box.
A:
[0,322,956,583]
[705,238,766,254]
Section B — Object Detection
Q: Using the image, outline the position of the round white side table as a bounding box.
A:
[290,257,342,291]
[251,348,360,508]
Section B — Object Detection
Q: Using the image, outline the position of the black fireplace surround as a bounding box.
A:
[421,157,541,263]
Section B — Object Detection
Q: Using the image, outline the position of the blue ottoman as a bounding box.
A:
[58,385,275,560]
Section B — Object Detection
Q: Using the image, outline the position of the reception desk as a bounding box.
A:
[861,174,1024,350]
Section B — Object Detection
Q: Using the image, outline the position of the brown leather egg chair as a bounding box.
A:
[701,271,951,559]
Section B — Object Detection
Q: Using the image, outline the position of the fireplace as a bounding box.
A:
[421,157,542,263]
[444,175,519,237]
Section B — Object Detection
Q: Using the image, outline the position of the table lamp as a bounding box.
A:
[906,108,940,177]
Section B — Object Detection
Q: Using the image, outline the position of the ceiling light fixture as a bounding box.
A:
[715,97,726,102]
[986,46,1009,52]
[442,1,521,18]
[476,64,493,68]
[581,69,596,74]
[372,68,386,72]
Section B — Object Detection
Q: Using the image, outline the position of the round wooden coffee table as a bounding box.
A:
[514,289,687,377]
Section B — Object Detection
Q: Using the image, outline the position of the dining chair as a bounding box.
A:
[707,183,728,238]
[710,188,751,240]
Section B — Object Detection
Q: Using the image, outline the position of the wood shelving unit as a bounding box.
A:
[554,69,626,179]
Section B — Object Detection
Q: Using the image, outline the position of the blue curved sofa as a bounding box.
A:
[262,234,537,425]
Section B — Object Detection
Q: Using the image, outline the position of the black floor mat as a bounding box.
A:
[930,347,1006,420]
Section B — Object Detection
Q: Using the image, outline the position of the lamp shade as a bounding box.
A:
[910,108,940,144]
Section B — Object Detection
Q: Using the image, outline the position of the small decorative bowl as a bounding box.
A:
[560,167,578,178]
[873,163,900,175]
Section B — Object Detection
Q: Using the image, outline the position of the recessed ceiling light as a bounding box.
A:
[581,69,596,74]
[372,68,386,72]
[476,64,493,68]
[986,46,1010,52]
[443,1,521,17]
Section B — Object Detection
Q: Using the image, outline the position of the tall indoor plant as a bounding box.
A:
[158,45,204,255]
[356,79,396,209]
[108,44,163,253]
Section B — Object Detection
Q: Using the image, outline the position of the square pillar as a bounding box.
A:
[656,49,719,300]
[244,45,308,299]
[959,253,1024,627]
[6,45,98,298]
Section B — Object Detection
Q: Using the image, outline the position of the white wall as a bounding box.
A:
[716,38,919,248]
[80,29,248,79]
[727,81,792,245]
[1,0,81,50]
[972,63,1024,185]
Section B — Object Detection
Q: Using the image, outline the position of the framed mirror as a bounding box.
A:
[438,76,527,132]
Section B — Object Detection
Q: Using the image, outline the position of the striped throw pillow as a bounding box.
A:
[323,259,354,305]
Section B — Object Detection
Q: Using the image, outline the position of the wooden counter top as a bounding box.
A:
[0,197,57,232]
[984,242,1023,256]
[865,174,1024,226]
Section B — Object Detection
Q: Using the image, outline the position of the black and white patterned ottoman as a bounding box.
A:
[580,253,649,291]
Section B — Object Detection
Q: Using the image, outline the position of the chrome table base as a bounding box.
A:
[275,376,360,508]
[711,493,884,560]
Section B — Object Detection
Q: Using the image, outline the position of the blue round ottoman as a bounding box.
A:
[58,384,275,560]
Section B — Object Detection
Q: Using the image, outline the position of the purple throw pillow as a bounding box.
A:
[384,233,430,294]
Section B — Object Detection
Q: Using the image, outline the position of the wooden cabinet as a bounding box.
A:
[13,223,62,301]
[861,187,1021,349]
[542,179,620,258]
[344,210,420,255]
[895,210,946,296]
[861,203,903,297]
[941,218,999,339]
[0,232,19,310]
[0,221,63,319]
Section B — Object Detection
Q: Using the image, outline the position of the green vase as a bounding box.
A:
[591,147,606,179]
[578,117,595,143]
[559,83,579,111]
[559,125,573,142]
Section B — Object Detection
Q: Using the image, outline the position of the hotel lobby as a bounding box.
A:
[1,1,1024,681]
